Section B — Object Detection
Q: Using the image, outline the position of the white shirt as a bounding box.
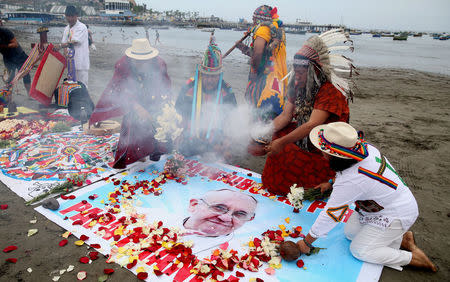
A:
[62,20,90,70]
[309,144,418,238]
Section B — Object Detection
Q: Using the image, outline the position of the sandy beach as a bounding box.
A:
[0,26,449,281]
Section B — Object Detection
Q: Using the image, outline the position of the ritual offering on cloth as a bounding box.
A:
[83,120,121,136]
[0,119,57,140]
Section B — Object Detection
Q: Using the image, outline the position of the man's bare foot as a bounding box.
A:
[407,238,438,272]
[401,231,415,251]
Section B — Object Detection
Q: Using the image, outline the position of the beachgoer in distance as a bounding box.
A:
[236,5,287,120]
[89,38,172,168]
[297,122,437,272]
[155,30,160,45]
[184,189,257,237]
[0,27,31,93]
[175,40,236,158]
[57,6,90,87]
[261,29,354,196]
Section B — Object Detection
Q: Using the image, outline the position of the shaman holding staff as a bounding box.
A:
[237,5,287,120]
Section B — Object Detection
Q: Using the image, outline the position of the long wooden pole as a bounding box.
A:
[222,31,251,59]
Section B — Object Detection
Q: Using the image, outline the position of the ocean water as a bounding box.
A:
[38,25,450,75]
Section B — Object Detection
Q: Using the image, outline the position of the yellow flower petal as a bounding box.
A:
[285,217,290,224]
[62,231,71,238]
[74,240,84,246]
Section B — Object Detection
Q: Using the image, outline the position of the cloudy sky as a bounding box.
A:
[136,0,450,32]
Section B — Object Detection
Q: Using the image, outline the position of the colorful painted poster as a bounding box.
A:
[0,132,121,201]
[36,157,382,281]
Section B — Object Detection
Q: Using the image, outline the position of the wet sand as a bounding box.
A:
[0,26,449,281]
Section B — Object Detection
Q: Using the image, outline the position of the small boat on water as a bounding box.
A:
[393,32,408,41]
[285,28,306,35]
[439,35,450,40]
[349,31,362,35]
[200,28,215,32]
[413,33,423,37]
[381,33,394,37]
[3,11,62,24]
[372,33,381,38]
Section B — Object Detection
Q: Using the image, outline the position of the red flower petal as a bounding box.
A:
[61,195,69,200]
[89,251,99,260]
[126,259,137,269]
[137,272,148,280]
[235,271,245,278]
[79,256,90,264]
[256,278,264,282]
[0,204,8,209]
[104,268,114,274]
[113,235,121,241]
[90,244,101,249]
[68,195,76,199]
[3,245,17,253]
[82,200,88,204]
[5,258,17,263]
[73,220,83,225]
[153,269,163,276]
[59,239,68,247]
[80,235,89,241]
[296,259,304,268]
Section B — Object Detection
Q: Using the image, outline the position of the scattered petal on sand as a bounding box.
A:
[0,204,8,210]
[29,218,37,224]
[74,240,85,246]
[59,269,66,275]
[98,275,108,282]
[80,235,89,241]
[62,231,71,238]
[3,245,17,253]
[296,259,304,268]
[5,258,17,263]
[27,268,33,273]
[67,265,75,272]
[59,239,68,247]
[79,257,90,264]
[27,229,38,237]
[52,276,60,281]
[103,268,114,274]
[265,267,276,275]
[77,271,87,280]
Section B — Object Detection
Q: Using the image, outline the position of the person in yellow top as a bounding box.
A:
[237,5,287,121]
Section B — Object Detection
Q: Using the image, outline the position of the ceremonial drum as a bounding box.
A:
[29,44,66,106]
[83,120,121,136]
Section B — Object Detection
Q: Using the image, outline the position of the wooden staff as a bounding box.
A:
[222,31,251,59]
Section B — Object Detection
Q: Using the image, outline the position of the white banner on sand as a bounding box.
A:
[36,157,382,281]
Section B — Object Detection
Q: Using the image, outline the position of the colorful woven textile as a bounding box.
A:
[199,42,222,74]
[10,44,41,86]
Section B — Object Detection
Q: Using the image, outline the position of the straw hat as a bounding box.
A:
[125,38,159,60]
[309,122,368,160]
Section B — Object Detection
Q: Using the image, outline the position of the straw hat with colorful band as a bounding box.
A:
[125,38,159,60]
[199,42,222,74]
[309,122,368,161]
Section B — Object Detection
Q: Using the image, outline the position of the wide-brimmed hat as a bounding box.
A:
[199,42,222,75]
[309,122,368,161]
[125,38,159,60]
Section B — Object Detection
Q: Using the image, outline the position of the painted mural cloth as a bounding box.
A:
[0,132,120,201]
[36,156,382,281]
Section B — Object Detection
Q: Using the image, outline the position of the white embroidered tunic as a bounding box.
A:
[62,20,90,70]
[309,144,418,239]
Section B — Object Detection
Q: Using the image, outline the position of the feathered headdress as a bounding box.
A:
[294,29,357,99]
